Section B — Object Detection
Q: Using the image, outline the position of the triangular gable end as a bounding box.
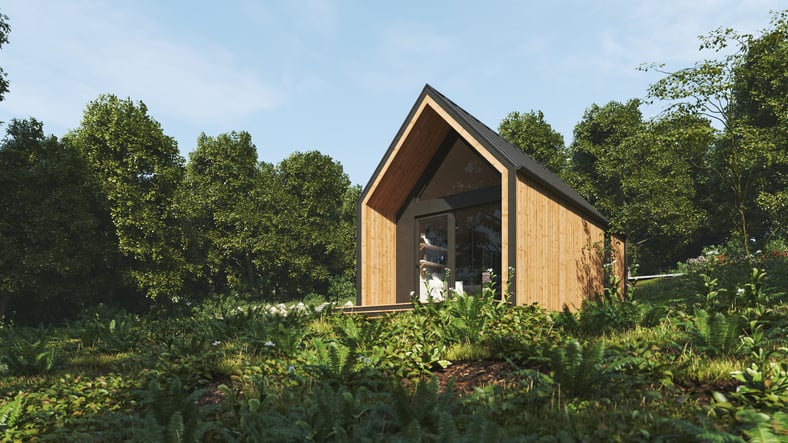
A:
[361,86,508,219]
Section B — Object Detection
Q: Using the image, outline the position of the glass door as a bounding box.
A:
[417,214,453,302]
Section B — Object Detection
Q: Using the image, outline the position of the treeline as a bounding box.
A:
[1,11,787,324]
[498,12,787,272]
[0,97,359,324]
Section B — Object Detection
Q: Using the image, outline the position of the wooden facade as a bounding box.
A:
[358,85,625,311]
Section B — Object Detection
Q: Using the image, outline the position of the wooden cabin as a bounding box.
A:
[354,85,625,314]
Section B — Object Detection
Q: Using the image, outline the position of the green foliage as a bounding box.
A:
[550,340,609,398]
[498,109,567,175]
[0,391,24,432]
[641,13,788,256]
[0,325,59,375]
[183,131,264,297]
[133,377,216,443]
[689,309,743,357]
[730,347,788,410]
[70,312,144,353]
[566,99,711,270]
[64,95,188,304]
[0,11,9,101]
[0,118,123,323]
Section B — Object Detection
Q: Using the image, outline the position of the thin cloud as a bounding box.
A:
[1,0,282,132]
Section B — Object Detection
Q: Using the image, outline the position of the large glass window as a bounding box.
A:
[406,134,503,301]
[420,138,500,200]
[454,203,502,294]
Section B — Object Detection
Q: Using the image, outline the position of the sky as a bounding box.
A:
[0,1,784,186]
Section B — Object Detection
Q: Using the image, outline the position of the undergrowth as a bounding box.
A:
[0,260,786,441]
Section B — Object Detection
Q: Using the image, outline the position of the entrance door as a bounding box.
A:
[415,203,502,302]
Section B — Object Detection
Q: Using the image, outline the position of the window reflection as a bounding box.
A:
[421,139,499,200]
[455,204,502,294]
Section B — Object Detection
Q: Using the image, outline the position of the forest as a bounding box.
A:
[0,9,787,442]
[1,12,787,323]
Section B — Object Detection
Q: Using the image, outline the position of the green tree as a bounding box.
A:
[64,95,188,304]
[269,151,355,297]
[0,119,121,322]
[184,131,265,296]
[641,12,788,254]
[0,11,9,101]
[498,110,567,175]
[567,99,643,209]
[567,101,711,270]
[733,11,788,242]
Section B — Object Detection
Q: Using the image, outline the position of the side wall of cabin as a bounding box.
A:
[515,175,607,311]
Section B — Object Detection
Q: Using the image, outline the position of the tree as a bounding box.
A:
[567,99,643,208]
[733,11,788,242]
[64,95,188,304]
[184,131,265,296]
[498,110,567,175]
[268,151,355,297]
[641,12,788,254]
[0,119,121,322]
[567,101,711,270]
[0,11,9,101]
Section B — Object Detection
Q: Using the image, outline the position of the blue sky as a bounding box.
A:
[0,1,783,185]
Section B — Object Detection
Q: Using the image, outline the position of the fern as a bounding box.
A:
[690,309,742,356]
[551,340,607,398]
[133,377,212,443]
[0,391,24,431]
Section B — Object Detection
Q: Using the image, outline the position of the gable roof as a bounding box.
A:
[362,84,608,227]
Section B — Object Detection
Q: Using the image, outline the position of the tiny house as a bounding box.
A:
[355,85,625,313]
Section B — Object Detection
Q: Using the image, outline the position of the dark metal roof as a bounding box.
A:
[420,84,609,226]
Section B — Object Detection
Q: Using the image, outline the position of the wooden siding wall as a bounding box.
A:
[359,206,396,306]
[360,101,451,306]
[515,176,606,311]
[611,234,627,295]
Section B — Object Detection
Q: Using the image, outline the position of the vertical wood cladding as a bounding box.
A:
[515,176,606,311]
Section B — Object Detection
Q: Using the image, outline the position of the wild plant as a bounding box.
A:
[549,339,609,398]
[688,309,743,357]
[485,304,558,366]
[71,312,143,352]
[0,391,25,433]
[132,376,219,443]
[730,347,788,410]
[305,338,367,385]
[698,273,727,312]
[244,317,306,357]
[0,325,58,375]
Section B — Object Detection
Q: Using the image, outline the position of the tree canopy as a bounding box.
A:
[499,110,567,175]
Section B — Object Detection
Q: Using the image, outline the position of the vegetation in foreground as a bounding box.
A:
[1,254,786,442]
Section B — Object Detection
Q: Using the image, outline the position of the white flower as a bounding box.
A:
[264,340,275,347]
[344,301,354,307]
[212,340,221,347]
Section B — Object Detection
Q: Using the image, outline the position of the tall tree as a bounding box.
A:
[0,11,9,102]
[64,95,188,304]
[567,99,643,208]
[641,12,788,254]
[498,110,567,175]
[270,151,354,297]
[567,101,711,270]
[733,11,788,242]
[0,119,121,322]
[184,131,264,295]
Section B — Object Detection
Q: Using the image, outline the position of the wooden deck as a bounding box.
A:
[340,303,415,317]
